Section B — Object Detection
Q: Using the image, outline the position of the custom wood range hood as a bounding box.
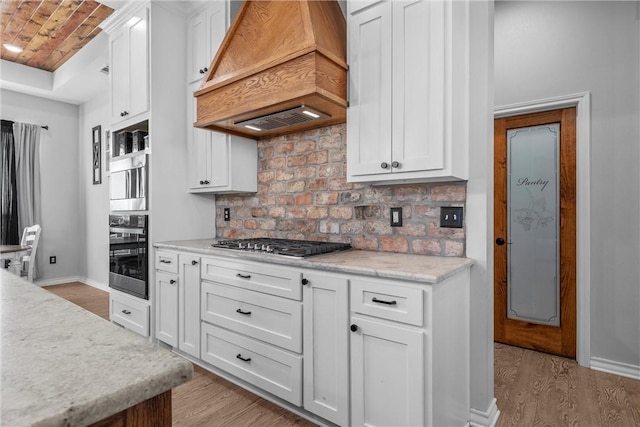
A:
[193,0,347,139]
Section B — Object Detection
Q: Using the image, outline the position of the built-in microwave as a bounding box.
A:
[110,152,148,211]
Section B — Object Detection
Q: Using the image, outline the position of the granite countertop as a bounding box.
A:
[1,269,193,427]
[155,239,474,284]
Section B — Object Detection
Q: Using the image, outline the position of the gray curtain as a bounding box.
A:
[1,120,18,245]
[13,122,41,232]
[13,122,41,276]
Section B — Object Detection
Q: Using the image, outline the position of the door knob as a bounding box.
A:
[496,237,506,246]
[350,324,358,332]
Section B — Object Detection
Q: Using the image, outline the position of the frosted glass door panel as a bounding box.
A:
[507,124,560,326]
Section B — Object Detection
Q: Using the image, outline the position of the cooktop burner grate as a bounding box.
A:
[211,238,351,258]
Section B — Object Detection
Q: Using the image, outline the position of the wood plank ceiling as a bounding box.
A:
[0,0,114,72]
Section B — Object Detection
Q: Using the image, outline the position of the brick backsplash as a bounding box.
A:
[215,123,466,256]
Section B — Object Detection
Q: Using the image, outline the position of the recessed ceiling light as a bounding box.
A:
[244,125,262,131]
[3,43,22,53]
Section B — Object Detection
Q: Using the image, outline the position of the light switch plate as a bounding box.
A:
[390,207,403,227]
[440,207,463,228]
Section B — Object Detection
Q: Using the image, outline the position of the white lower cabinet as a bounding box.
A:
[178,254,201,358]
[110,290,150,337]
[155,251,201,359]
[154,249,470,426]
[201,322,303,405]
[155,271,178,346]
[302,271,350,426]
[350,316,425,426]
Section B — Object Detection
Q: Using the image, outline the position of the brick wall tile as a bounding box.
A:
[381,237,409,253]
[412,239,442,255]
[215,125,466,257]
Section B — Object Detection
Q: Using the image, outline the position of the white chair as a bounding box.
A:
[10,224,41,282]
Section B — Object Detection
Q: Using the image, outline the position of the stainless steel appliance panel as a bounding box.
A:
[110,153,147,211]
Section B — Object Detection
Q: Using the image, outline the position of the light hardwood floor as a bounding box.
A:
[45,282,640,427]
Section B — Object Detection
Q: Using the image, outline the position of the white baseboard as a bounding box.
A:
[34,276,109,292]
[591,357,640,380]
[34,276,84,287]
[469,398,500,427]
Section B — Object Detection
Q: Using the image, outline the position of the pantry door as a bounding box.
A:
[494,107,576,358]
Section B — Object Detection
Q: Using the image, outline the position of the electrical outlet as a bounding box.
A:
[223,208,230,221]
[49,256,57,264]
[390,207,403,227]
[440,207,463,228]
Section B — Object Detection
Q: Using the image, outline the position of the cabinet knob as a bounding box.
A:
[496,237,506,246]
[120,111,129,117]
[391,161,400,168]
[350,324,359,332]
[169,279,176,284]
[199,67,208,74]
[204,180,210,185]
[380,162,389,169]
[192,260,198,265]
[301,278,309,286]
[122,309,131,315]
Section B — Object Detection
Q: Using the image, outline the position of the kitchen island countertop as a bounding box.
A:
[1,269,192,426]
[155,239,474,284]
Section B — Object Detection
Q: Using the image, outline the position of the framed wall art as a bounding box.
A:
[92,125,102,185]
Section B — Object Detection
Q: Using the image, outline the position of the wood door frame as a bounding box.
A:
[494,92,591,366]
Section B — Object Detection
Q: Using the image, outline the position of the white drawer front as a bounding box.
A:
[201,323,302,405]
[351,279,424,326]
[110,292,150,337]
[201,282,302,353]
[201,256,302,300]
[155,250,178,274]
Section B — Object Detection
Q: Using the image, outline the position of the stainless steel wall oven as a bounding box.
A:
[109,214,148,299]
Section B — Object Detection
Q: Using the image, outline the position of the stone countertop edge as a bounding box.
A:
[155,239,474,284]
[0,269,193,427]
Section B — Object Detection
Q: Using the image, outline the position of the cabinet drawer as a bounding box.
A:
[155,250,178,274]
[110,291,150,337]
[201,323,302,405]
[201,282,302,352]
[350,279,424,326]
[201,256,302,300]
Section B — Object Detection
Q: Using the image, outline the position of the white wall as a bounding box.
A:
[495,1,640,370]
[79,91,110,290]
[0,89,81,284]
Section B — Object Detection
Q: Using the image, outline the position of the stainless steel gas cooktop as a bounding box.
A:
[211,238,351,259]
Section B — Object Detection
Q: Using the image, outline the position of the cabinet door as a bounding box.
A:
[350,316,424,427]
[391,0,445,173]
[110,27,128,124]
[188,81,212,189]
[207,131,230,188]
[302,272,349,426]
[187,12,207,83]
[109,6,149,125]
[187,1,227,84]
[346,0,393,178]
[156,271,178,347]
[179,254,201,358]
[127,7,149,119]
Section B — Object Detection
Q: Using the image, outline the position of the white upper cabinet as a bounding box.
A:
[347,0,468,183]
[187,1,227,83]
[187,81,257,193]
[109,5,149,125]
